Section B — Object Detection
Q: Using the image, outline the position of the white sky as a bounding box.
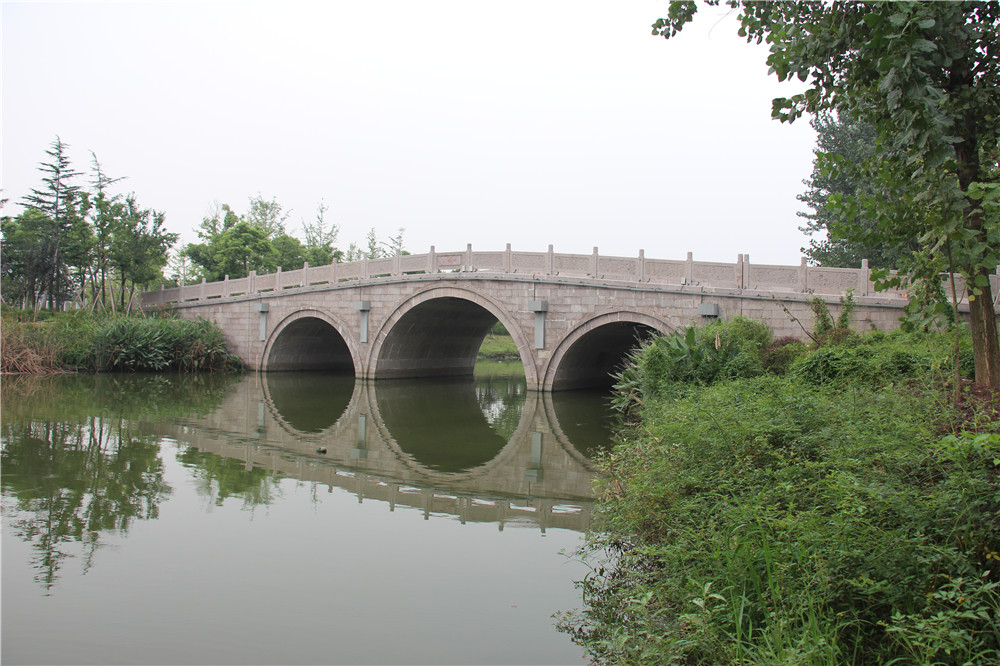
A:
[2,0,818,266]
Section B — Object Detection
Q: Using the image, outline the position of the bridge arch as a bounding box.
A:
[261,309,360,374]
[367,286,538,388]
[543,310,673,391]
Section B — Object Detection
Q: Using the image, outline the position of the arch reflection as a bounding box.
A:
[168,374,615,532]
[264,373,355,433]
[374,377,525,473]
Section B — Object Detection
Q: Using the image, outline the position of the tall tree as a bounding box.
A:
[109,195,177,312]
[87,154,126,310]
[301,200,340,265]
[1,208,53,309]
[19,137,86,310]
[798,114,919,270]
[244,194,288,239]
[656,1,1000,386]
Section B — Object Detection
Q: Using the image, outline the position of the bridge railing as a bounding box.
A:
[142,243,999,308]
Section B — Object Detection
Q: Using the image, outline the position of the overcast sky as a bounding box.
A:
[2,1,818,266]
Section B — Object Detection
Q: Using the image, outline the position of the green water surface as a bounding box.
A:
[1,371,616,665]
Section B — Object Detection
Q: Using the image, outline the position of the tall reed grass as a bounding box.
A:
[1,310,241,374]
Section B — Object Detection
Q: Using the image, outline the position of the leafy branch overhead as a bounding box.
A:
[655,1,1000,386]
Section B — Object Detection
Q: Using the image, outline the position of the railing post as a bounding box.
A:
[199,277,206,301]
[393,251,400,276]
[686,251,694,285]
[429,245,437,274]
[800,257,808,293]
[736,254,744,289]
[223,274,230,297]
[465,243,473,271]
[249,270,257,294]
[547,244,554,276]
[276,266,282,291]
[301,262,309,287]
[637,249,645,283]
[859,259,869,296]
[505,244,512,273]
[591,247,599,278]
[744,254,751,289]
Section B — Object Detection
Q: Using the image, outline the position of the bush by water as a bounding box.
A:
[560,321,999,664]
[1,309,241,373]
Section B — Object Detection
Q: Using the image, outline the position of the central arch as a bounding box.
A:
[367,286,537,387]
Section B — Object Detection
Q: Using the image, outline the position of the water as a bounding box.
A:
[1,372,616,665]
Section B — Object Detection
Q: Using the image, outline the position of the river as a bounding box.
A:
[1,369,616,665]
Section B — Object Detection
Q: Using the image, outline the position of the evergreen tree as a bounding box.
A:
[19,137,86,309]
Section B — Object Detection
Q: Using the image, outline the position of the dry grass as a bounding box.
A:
[0,321,66,374]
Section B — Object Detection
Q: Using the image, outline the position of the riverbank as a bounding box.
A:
[558,319,1000,664]
[0,309,241,374]
[476,331,521,362]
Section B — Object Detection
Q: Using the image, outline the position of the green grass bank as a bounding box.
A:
[1,308,241,374]
[558,318,1000,665]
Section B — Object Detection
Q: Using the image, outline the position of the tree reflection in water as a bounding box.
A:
[176,447,281,508]
[1,373,239,590]
[1,418,170,591]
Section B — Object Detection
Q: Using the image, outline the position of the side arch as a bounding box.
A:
[366,286,538,388]
[261,308,361,374]
[542,310,674,391]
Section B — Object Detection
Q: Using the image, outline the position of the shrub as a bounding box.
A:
[559,375,1000,664]
[1,311,240,373]
[616,317,773,406]
[761,336,808,375]
[792,343,931,386]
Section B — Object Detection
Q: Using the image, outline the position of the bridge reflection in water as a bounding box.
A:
[168,373,615,533]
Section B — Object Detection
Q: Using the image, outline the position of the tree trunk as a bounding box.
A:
[968,267,1000,387]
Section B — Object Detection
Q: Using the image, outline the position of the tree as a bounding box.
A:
[798,114,919,270]
[655,1,1000,386]
[269,233,306,271]
[1,208,53,309]
[186,221,273,281]
[301,200,340,265]
[19,137,87,310]
[244,194,288,239]
[109,195,177,312]
[87,154,126,310]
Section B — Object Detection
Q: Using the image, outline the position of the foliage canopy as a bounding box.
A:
[655,1,1000,385]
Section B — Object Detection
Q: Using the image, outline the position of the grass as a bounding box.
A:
[477,332,520,361]
[1,308,241,374]
[558,325,1000,665]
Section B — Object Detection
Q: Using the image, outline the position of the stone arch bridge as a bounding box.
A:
[142,245,998,391]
